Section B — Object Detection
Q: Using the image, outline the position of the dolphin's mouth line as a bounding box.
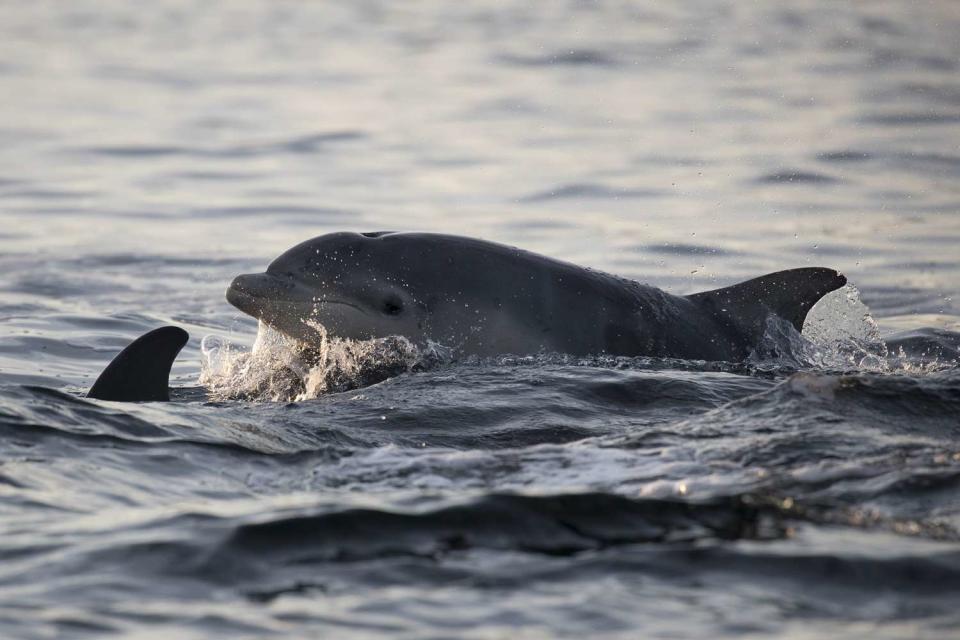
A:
[309,298,368,315]
[227,286,369,318]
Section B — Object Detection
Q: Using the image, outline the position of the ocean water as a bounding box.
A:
[2,1,960,638]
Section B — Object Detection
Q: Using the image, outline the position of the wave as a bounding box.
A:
[78,130,365,160]
[38,492,956,580]
[219,494,777,562]
[520,183,666,202]
[754,170,840,184]
[499,50,619,67]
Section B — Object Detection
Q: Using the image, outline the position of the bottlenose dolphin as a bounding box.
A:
[226,232,847,361]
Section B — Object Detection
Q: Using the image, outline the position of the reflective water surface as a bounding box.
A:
[1,1,959,638]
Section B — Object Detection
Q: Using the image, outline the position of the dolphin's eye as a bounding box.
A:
[382,296,404,316]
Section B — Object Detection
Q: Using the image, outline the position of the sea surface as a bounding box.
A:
[2,1,960,638]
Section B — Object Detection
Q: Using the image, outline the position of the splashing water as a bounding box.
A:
[747,284,891,370]
[751,284,953,372]
[743,285,867,369]
[802,284,887,367]
[200,322,426,401]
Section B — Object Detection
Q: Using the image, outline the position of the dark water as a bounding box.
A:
[2,1,960,638]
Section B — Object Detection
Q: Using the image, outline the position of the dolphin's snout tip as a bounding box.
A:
[226,272,303,318]
[227,273,253,295]
[226,273,267,311]
[226,274,248,299]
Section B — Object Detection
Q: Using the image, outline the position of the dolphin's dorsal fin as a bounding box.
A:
[686,267,847,336]
[88,326,189,402]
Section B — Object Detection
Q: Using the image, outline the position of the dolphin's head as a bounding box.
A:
[227,232,438,345]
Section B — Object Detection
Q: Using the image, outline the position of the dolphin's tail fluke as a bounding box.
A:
[88,326,189,402]
[686,267,847,339]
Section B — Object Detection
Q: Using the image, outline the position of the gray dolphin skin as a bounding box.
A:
[226,232,847,361]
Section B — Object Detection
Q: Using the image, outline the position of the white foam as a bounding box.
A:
[199,322,433,401]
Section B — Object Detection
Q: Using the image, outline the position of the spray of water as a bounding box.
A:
[753,284,951,372]
[801,284,887,366]
[200,321,430,401]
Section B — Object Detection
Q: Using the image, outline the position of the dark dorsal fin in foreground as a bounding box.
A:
[88,326,189,402]
[686,267,847,337]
